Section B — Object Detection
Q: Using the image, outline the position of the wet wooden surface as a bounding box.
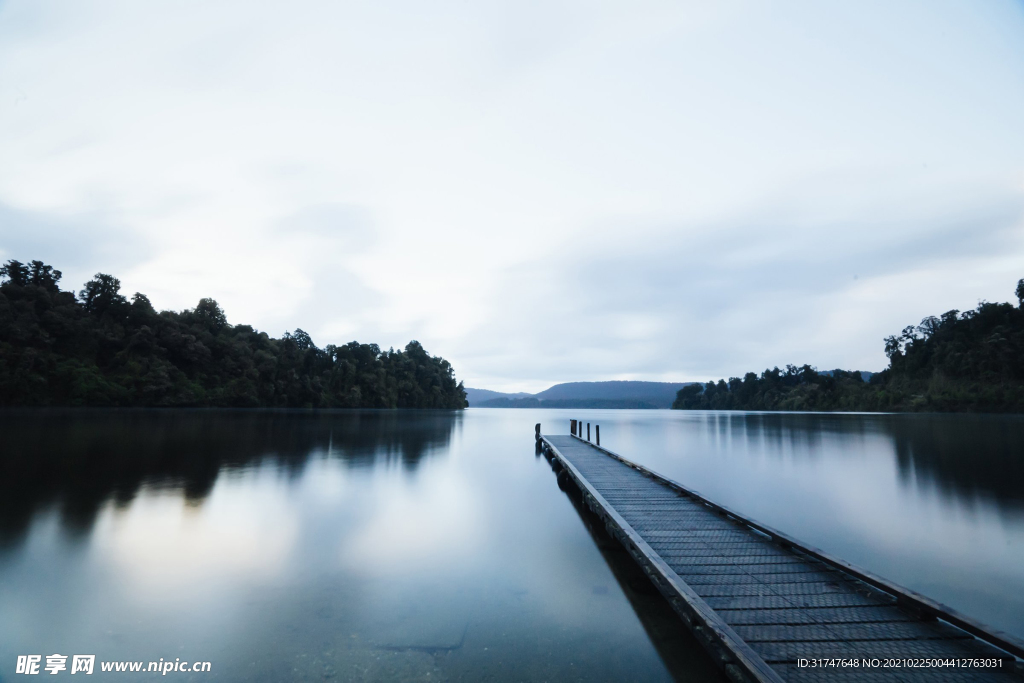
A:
[542,434,1023,683]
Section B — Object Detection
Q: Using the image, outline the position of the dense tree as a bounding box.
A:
[0,260,467,409]
[674,278,1024,413]
[79,273,128,316]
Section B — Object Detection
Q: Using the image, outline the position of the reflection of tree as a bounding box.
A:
[704,411,871,456]
[890,415,1024,513]
[0,409,460,546]
[700,412,1024,513]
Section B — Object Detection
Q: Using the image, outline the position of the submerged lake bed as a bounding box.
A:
[1,409,1022,681]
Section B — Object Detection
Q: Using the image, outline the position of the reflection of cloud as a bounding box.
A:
[343,468,483,574]
[94,475,297,596]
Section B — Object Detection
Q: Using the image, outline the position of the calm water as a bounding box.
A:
[1,409,1022,681]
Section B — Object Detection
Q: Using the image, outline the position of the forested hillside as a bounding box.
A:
[0,260,467,408]
[674,279,1024,413]
[466,380,694,408]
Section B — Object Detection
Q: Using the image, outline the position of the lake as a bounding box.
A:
[1,408,1022,681]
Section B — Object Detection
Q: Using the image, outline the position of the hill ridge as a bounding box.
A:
[465,380,695,409]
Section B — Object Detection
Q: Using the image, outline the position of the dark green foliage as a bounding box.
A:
[673,365,881,411]
[674,279,1024,413]
[0,260,467,409]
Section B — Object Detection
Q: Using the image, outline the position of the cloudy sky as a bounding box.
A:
[2,0,1023,392]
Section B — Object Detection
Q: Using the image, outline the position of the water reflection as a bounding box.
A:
[0,409,460,547]
[889,414,1024,511]
[543,444,725,683]
[598,409,1024,641]
[3,408,1022,681]
[688,411,1024,512]
[0,408,687,683]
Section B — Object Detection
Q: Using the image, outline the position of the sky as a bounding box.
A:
[1,0,1023,392]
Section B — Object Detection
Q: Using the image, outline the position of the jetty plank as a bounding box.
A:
[539,433,1024,683]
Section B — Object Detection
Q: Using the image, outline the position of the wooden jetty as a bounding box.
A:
[536,422,1024,683]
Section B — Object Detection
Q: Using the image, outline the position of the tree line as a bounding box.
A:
[674,278,1024,413]
[0,260,467,408]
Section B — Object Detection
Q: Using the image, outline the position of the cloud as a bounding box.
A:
[457,187,1024,390]
[0,201,151,292]
[1,0,1023,390]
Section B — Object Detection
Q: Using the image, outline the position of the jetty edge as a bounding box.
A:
[535,422,1024,683]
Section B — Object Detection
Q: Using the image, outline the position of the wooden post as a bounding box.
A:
[596,425,600,446]
[570,419,576,436]
[535,423,541,442]
[587,423,590,441]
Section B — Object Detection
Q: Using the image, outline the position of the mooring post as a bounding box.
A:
[587,423,591,441]
[570,419,576,436]
[596,425,600,446]
[535,423,541,443]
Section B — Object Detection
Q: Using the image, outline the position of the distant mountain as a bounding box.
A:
[474,397,663,409]
[534,381,691,405]
[466,380,696,409]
